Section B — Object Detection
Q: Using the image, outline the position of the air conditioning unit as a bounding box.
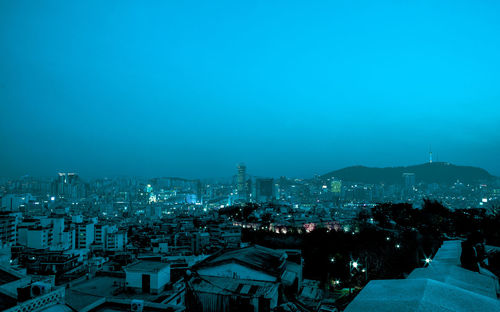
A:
[31,282,51,297]
[131,299,144,312]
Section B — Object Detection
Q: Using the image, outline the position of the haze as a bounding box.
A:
[1,0,499,178]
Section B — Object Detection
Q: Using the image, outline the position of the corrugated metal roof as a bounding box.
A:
[195,245,286,277]
[190,275,279,298]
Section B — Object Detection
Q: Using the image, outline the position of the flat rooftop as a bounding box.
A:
[125,261,169,272]
[65,276,182,312]
[65,276,160,311]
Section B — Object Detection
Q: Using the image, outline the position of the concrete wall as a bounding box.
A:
[27,229,48,249]
[151,266,170,293]
[125,270,143,289]
[126,265,170,294]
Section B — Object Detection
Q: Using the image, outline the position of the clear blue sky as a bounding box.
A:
[1,0,499,178]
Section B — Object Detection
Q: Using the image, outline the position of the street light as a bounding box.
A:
[348,259,360,294]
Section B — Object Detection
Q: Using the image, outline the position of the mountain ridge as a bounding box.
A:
[321,162,496,185]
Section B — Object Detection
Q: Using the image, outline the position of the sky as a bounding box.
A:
[1,0,500,179]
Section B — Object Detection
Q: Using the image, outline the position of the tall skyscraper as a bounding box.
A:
[236,163,247,200]
[402,173,416,189]
[402,173,416,199]
[52,173,86,199]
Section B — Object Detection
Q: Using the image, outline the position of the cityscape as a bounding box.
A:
[1,1,500,312]
[0,160,499,311]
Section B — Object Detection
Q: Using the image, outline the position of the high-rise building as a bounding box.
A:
[26,226,52,249]
[0,212,16,248]
[402,173,416,198]
[106,229,127,251]
[255,178,274,203]
[75,222,95,249]
[1,194,35,212]
[236,163,247,200]
[52,173,87,199]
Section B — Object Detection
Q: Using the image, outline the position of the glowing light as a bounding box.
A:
[396,244,400,248]
[50,196,55,201]
[304,223,316,233]
[352,261,358,269]
[425,258,432,264]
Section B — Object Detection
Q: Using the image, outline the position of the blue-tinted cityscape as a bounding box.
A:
[1,1,500,312]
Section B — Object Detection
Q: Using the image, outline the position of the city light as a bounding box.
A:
[2,4,499,311]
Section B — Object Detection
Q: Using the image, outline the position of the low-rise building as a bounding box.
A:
[124,261,170,294]
[186,245,303,312]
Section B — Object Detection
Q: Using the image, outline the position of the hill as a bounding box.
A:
[321,162,495,185]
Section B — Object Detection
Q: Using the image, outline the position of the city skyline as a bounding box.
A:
[0,159,498,181]
[1,2,499,312]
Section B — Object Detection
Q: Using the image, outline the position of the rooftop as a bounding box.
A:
[0,268,20,285]
[125,261,169,273]
[195,245,286,277]
[0,265,27,286]
[189,275,279,297]
[345,240,500,312]
[345,278,499,312]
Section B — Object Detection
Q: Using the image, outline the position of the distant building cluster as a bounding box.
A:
[0,165,498,311]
